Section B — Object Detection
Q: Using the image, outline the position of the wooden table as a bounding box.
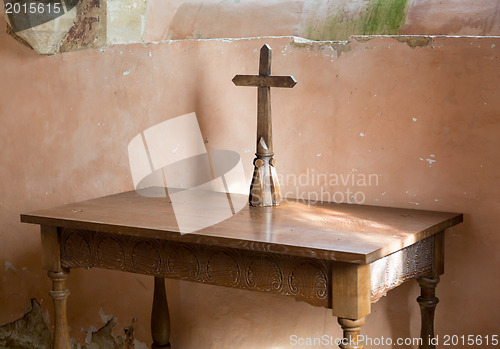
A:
[21,189,462,349]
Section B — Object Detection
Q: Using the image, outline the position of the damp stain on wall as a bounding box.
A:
[305,0,411,41]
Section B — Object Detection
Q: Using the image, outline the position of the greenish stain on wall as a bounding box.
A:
[305,0,410,41]
[363,0,408,35]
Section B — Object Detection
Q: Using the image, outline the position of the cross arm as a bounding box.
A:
[232,75,297,88]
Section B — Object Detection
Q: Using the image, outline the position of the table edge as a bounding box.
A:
[20,212,463,264]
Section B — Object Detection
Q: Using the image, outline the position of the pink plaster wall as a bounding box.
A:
[1,12,500,349]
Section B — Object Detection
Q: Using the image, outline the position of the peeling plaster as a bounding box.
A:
[353,35,434,48]
[93,34,450,59]
[99,308,113,324]
[0,299,51,349]
[4,261,17,273]
[84,326,98,345]
[290,36,351,57]
[0,299,147,349]
[288,35,435,59]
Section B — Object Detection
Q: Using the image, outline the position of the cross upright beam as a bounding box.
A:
[232,44,297,207]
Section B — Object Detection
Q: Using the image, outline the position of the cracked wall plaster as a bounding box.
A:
[0,299,146,349]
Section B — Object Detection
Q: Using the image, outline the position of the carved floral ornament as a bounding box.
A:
[60,228,434,307]
[61,228,332,307]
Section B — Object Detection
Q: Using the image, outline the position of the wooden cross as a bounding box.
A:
[233,44,297,207]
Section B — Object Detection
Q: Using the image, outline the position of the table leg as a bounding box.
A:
[338,317,366,349]
[152,277,171,349]
[417,276,440,349]
[332,262,370,349]
[48,270,71,349]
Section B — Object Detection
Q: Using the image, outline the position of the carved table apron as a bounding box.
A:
[21,190,463,349]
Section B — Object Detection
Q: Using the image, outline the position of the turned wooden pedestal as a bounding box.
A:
[22,189,462,349]
[151,277,171,349]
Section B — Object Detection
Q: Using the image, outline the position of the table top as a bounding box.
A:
[21,188,462,264]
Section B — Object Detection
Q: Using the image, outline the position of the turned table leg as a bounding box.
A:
[152,277,171,349]
[48,270,71,349]
[417,276,440,349]
[41,226,71,349]
[416,231,444,349]
[338,317,366,349]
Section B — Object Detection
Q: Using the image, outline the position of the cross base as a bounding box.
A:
[249,153,281,206]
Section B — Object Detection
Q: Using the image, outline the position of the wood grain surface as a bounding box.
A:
[21,188,462,264]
